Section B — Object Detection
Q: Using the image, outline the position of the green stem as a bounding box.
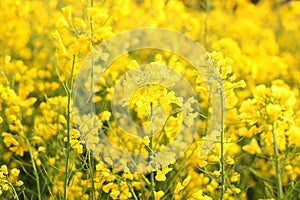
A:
[129,184,139,200]
[150,172,155,199]
[88,153,95,199]
[220,86,225,200]
[286,178,300,198]
[63,55,76,200]
[272,122,284,200]
[149,102,156,199]
[24,137,42,200]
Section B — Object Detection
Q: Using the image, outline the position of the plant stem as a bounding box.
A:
[24,137,42,200]
[63,55,76,200]
[220,85,225,200]
[149,102,156,199]
[150,172,155,199]
[88,153,95,199]
[129,185,139,200]
[272,122,284,200]
[285,178,300,198]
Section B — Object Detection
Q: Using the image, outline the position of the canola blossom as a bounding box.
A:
[73,28,224,172]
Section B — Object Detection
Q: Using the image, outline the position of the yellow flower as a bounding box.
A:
[230,172,240,183]
[15,180,24,187]
[213,170,221,177]
[100,110,111,121]
[174,182,184,194]
[232,186,241,194]
[51,30,66,54]
[232,80,247,89]
[88,7,109,26]
[190,190,212,200]
[49,157,55,165]
[154,166,173,181]
[88,7,103,19]
[61,6,72,22]
[37,146,46,153]
[155,170,166,182]
[243,138,262,155]
[285,165,293,174]
[96,162,108,171]
[10,168,20,176]
[7,114,17,123]
[208,155,219,163]
[182,175,191,187]
[127,60,139,70]
[266,104,281,121]
[4,55,11,64]
[197,158,208,168]
[110,189,120,199]
[239,99,259,125]
[0,172,5,179]
[162,166,173,174]
[74,17,87,28]
[122,172,133,180]
[191,189,204,198]
[142,136,150,146]
[154,190,164,200]
[2,184,9,191]
[206,179,218,193]
[287,125,300,147]
[0,165,8,175]
[226,156,234,165]
[102,182,114,193]
[253,84,267,102]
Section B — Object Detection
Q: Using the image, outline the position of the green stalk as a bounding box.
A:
[272,122,284,200]
[285,178,300,198]
[150,172,155,199]
[149,102,156,199]
[24,137,42,200]
[88,153,95,199]
[220,85,225,200]
[63,55,76,200]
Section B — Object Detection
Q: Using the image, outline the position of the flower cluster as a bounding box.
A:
[0,165,23,199]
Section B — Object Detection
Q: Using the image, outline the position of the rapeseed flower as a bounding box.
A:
[154,190,164,200]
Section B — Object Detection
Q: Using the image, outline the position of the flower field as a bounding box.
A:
[1,0,300,199]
